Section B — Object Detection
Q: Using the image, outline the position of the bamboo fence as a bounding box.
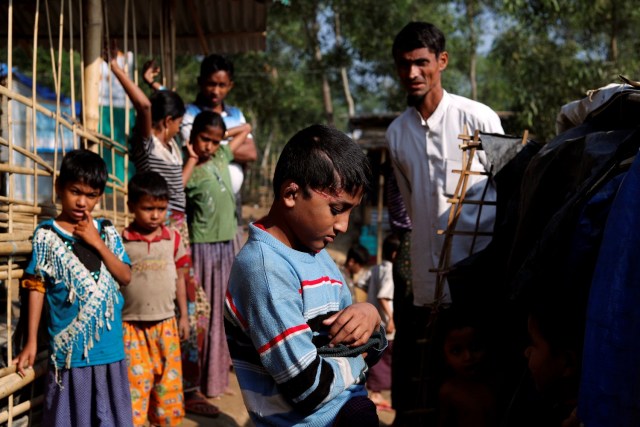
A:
[0,0,138,424]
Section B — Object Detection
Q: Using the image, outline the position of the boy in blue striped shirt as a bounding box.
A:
[225,125,385,426]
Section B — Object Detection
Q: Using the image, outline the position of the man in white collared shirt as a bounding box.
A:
[386,22,504,308]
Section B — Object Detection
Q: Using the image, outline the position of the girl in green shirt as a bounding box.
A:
[185,110,251,397]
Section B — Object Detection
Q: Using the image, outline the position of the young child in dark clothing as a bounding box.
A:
[436,308,497,427]
[524,300,581,427]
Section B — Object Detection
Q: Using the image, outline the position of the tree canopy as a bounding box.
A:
[8,0,639,151]
[208,0,639,151]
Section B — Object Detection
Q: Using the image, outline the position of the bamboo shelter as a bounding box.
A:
[0,1,270,424]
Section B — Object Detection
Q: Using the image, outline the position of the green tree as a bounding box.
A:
[488,0,640,141]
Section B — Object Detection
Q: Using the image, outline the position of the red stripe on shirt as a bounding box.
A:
[258,324,310,354]
[301,276,330,287]
[329,279,343,287]
[226,290,248,329]
[300,276,343,288]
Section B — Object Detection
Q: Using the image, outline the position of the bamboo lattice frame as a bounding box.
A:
[0,0,161,423]
[405,128,499,423]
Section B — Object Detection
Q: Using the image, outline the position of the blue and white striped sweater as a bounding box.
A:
[225,223,372,426]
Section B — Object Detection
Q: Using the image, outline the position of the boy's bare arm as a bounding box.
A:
[227,124,257,162]
[106,49,152,140]
[176,268,189,339]
[74,211,131,286]
[12,289,44,376]
[322,302,381,347]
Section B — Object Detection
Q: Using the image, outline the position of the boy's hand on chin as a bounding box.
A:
[74,210,102,248]
[322,303,381,348]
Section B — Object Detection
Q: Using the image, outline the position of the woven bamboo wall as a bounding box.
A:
[0,87,131,425]
[1,1,133,424]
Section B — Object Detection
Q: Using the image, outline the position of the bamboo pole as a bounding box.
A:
[79,0,86,129]
[0,163,53,176]
[54,0,64,156]
[0,232,32,241]
[0,85,118,147]
[7,0,16,422]
[159,0,166,86]
[169,0,176,89]
[68,0,76,124]
[0,242,33,257]
[84,0,103,135]
[0,270,25,280]
[186,0,209,55]
[0,359,48,400]
[0,396,44,424]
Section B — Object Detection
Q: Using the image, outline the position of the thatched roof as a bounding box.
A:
[3,0,270,55]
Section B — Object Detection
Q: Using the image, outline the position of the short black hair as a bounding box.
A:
[56,149,108,193]
[347,243,370,266]
[128,171,169,205]
[392,21,446,59]
[199,54,234,81]
[272,124,371,199]
[190,110,227,142]
[382,233,401,261]
[150,90,185,124]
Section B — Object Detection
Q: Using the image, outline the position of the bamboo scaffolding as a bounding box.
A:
[0,233,31,242]
[0,358,48,400]
[0,395,44,424]
[0,270,25,280]
[6,1,17,422]
[1,5,129,424]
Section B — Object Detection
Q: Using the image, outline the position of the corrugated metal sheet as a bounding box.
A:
[2,0,268,55]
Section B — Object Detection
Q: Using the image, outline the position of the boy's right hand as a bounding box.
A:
[12,341,37,376]
[322,302,381,347]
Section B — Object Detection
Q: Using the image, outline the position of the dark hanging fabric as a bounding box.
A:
[578,151,640,427]
[507,126,640,302]
[448,90,640,308]
[447,137,543,309]
[445,90,640,427]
